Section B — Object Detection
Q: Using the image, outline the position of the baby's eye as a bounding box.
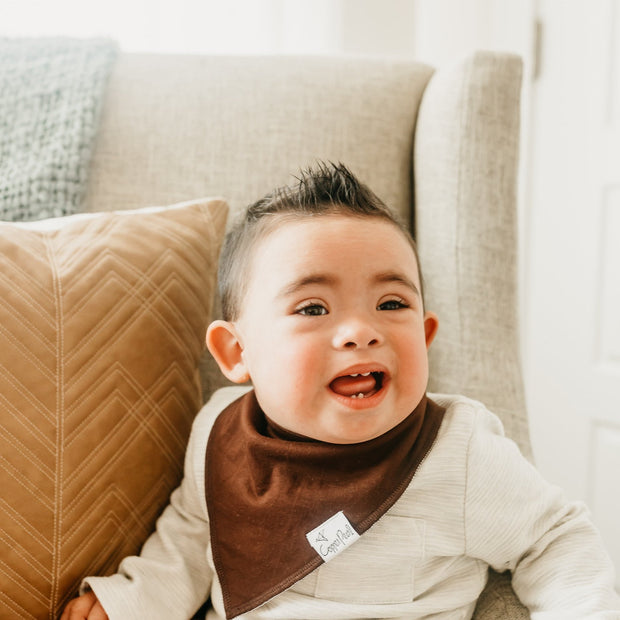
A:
[296,303,328,316]
[377,299,409,311]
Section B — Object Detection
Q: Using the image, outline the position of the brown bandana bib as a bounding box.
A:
[204,390,445,618]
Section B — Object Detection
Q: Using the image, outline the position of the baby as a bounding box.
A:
[63,163,620,619]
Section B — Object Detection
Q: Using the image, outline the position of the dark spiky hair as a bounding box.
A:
[218,162,423,321]
[250,161,388,217]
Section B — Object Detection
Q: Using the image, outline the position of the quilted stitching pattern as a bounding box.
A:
[0,199,227,619]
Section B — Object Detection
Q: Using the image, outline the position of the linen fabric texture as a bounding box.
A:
[0,198,228,618]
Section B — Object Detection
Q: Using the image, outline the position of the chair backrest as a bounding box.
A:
[86,50,530,457]
[84,54,433,224]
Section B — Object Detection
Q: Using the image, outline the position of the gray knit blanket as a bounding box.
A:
[0,38,117,221]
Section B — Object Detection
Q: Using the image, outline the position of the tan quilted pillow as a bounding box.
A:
[0,198,228,618]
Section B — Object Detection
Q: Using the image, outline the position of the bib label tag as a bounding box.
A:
[306,511,360,562]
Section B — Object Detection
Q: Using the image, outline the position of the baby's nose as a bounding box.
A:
[332,318,383,349]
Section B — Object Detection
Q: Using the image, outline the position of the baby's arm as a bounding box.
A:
[464,405,620,618]
[82,469,211,619]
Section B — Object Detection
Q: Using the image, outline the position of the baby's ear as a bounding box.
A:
[206,320,250,383]
[423,311,439,349]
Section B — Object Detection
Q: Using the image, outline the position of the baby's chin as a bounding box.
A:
[257,388,423,445]
[309,412,414,445]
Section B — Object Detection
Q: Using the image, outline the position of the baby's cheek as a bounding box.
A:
[290,343,325,381]
[401,356,429,397]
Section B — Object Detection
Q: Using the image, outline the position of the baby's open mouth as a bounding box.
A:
[329,371,385,399]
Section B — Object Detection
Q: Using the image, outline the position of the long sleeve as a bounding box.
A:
[463,404,620,619]
[81,388,250,620]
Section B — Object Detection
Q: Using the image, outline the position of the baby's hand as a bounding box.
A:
[60,590,108,620]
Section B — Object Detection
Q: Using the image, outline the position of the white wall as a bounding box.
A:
[2,0,278,53]
[1,0,525,59]
[0,0,415,56]
[411,0,533,67]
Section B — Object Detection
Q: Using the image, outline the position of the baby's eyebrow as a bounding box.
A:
[277,273,338,298]
[374,271,421,297]
[278,271,420,298]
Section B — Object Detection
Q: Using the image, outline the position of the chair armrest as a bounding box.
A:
[472,569,530,619]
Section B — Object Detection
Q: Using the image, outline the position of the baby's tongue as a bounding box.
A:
[330,374,376,397]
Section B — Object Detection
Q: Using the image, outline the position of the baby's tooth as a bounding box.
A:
[350,373,359,377]
[357,393,364,398]
[361,372,371,376]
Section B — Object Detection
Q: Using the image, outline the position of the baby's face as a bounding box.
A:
[231,214,438,444]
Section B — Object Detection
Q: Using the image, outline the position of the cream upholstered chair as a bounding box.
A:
[85,50,529,618]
